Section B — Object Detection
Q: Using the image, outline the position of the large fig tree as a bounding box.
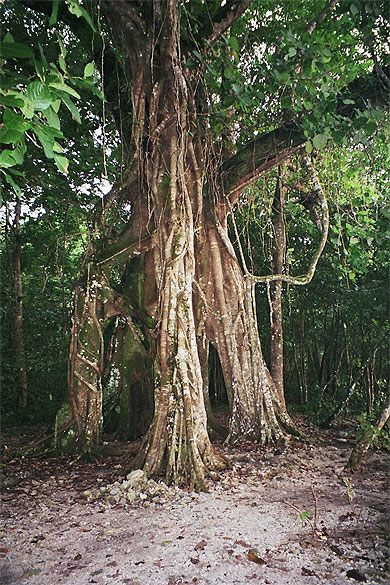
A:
[14,0,388,488]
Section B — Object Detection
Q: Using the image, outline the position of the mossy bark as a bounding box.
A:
[117,325,153,440]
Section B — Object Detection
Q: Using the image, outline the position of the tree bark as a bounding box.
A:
[200,211,297,444]
[269,169,286,407]
[12,200,28,410]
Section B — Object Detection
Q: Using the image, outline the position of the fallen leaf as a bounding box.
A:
[31,534,45,543]
[74,553,82,561]
[190,557,200,564]
[247,550,265,565]
[346,569,367,582]
[235,539,251,548]
[302,567,316,576]
[194,539,207,551]
[329,544,344,557]
[23,569,42,577]
[0,548,9,553]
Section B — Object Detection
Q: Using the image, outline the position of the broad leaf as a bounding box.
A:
[49,82,81,100]
[25,81,53,110]
[0,94,24,107]
[0,110,28,144]
[0,42,34,59]
[83,62,95,78]
[54,153,69,174]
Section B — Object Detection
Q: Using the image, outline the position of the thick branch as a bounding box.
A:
[222,125,305,204]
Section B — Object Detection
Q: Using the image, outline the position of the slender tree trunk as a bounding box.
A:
[269,169,286,408]
[67,267,132,455]
[346,395,390,470]
[12,200,28,410]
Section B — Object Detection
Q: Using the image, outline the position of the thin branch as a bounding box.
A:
[306,0,339,35]
[238,152,329,286]
[201,0,254,47]
[361,4,390,91]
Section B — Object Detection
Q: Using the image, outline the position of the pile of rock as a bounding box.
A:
[82,469,181,507]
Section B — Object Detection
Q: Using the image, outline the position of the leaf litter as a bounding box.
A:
[0,419,389,585]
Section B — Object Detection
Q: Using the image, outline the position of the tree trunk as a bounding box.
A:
[68,0,302,480]
[67,271,105,455]
[12,200,28,410]
[269,169,286,408]
[201,214,296,444]
[67,267,132,455]
[346,395,390,470]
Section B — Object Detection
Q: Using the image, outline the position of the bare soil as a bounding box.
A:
[1,419,389,585]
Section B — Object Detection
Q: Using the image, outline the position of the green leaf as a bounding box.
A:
[183,60,198,69]
[58,36,67,58]
[66,0,82,17]
[59,55,67,74]
[0,141,27,168]
[1,170,21,196]
[32,125,55,159]
[350,3,360,16]
[56,92,81,123]
[52,141,63,153]
[0,149,19,168]
[43,125,64,139]
[305,140,313,154]
[313,133,328,149]
[66,0,96,32]
[364,120,378,135]
[75,78,105,100]
[45,107,61,130]
[228,37,240,52]
[54,153,69,174]
[21,98,35,119]
[0,42,34,60]
[83,62,95,78]
[3,33,14,43]
[49,0,60,25]
[281,95,292,109]
[332,129,345,144]
[224,66,235,80]
[193,50,203,62]
[0,110,28,144]
[49,82,81,100]
[279,71,290,83]
[0,94,24,107]
[25,81,53,110]
[51,99,61,113]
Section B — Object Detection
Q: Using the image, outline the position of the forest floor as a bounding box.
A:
[0,417,389,585]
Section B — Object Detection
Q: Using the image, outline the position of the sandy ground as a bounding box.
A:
[1,421,389,585]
